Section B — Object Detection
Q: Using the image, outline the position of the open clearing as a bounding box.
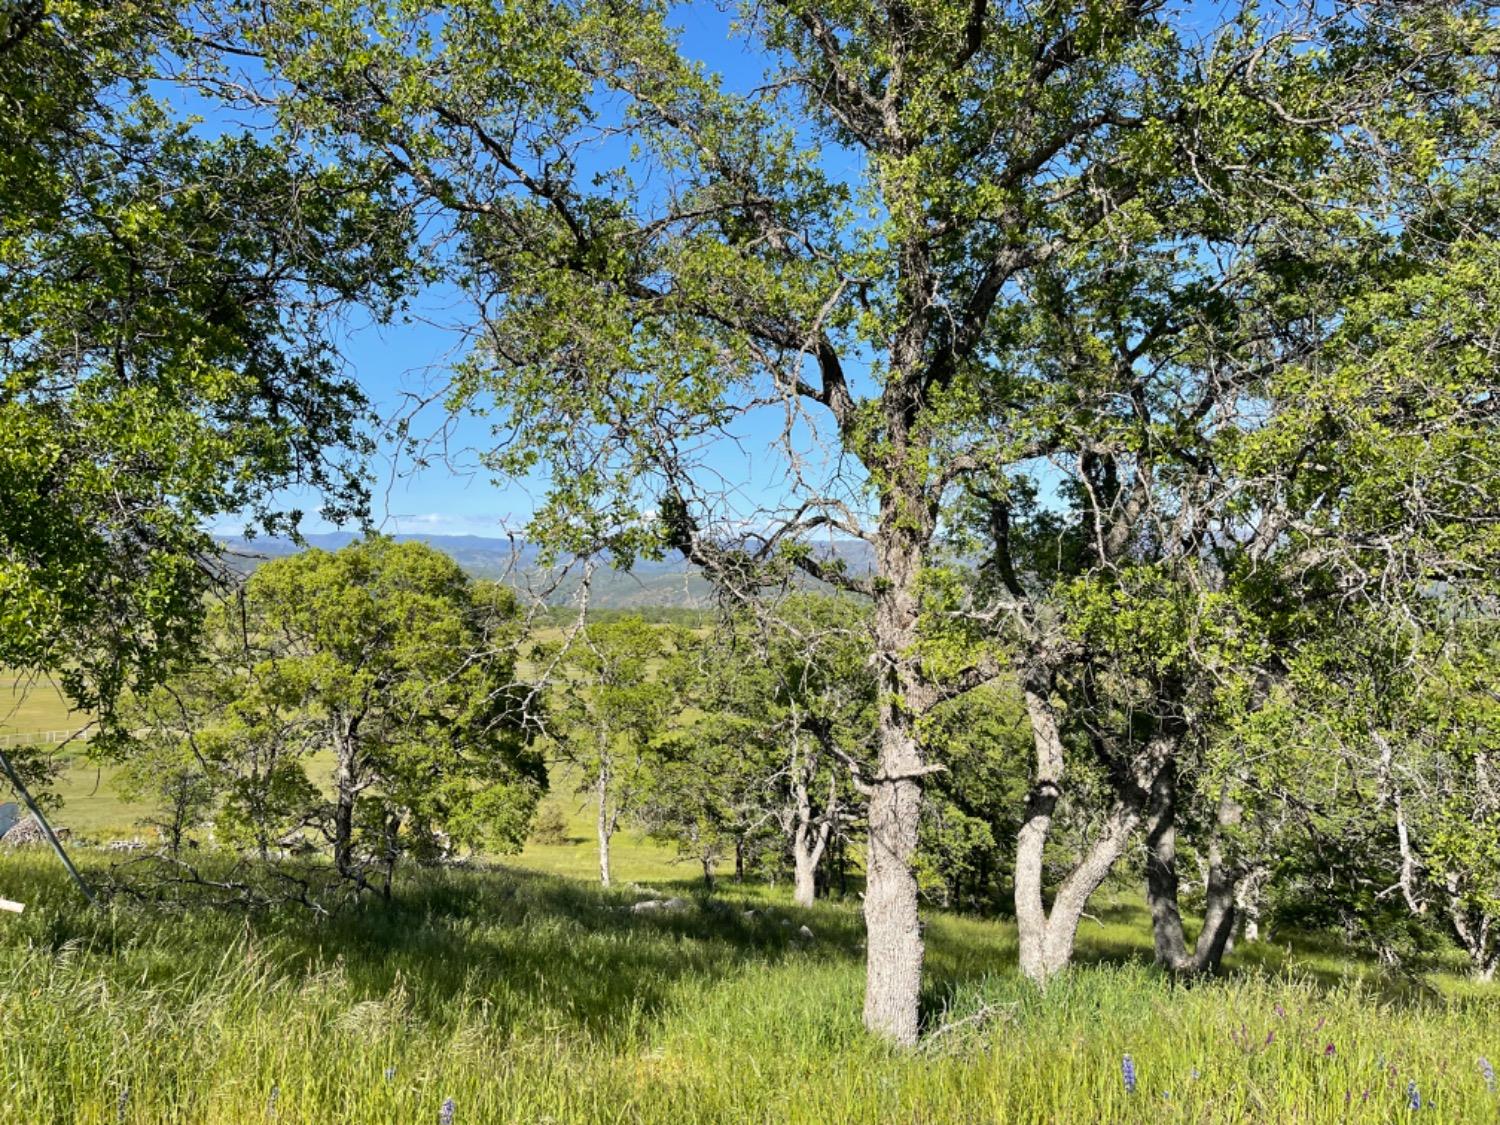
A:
[0,796,1497,1122]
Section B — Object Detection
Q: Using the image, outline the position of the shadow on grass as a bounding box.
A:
[0,851,1459,1046]
[0,851,878,1041]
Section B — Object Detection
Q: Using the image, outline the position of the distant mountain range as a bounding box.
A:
[217,532,875,609]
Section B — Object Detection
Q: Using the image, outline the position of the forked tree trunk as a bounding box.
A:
[792,821,833,908]
[1144,765,1241,975]
[1014,684,1152,983]
[791,772,835,909]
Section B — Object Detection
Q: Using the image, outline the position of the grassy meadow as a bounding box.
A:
[1,678,1499,1121]
[1,853,1499,1123]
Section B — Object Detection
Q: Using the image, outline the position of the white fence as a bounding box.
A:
[0,728,96,750]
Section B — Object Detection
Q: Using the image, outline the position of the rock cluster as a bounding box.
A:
[0,817,69,847]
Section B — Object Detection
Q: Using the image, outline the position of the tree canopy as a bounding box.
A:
[185,0,1500,1042]
[0,0,408,729]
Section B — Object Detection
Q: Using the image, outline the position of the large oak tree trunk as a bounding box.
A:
[862,751,924,1044]
[861,528,931,1045]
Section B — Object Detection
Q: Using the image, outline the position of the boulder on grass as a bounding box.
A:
[632,897,688,915]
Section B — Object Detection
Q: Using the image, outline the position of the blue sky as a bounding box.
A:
[222,2,809,539]
[206,1,1254,540]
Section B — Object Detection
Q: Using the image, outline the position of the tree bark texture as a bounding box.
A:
[1015,685,1155,983]
[861,529,931,1045]
[1144,763,1241,975]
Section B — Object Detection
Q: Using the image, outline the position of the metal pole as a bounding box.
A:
[0,746,95,905]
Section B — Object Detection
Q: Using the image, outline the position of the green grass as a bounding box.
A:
[0,850,1496,1123]
[36,746,715,882]
[0,674,82,736]
[7,690,1499,1121]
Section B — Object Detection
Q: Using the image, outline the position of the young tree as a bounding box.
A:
[543,616,681,887]
[660,596,875,905]
[215,0,1494,1040]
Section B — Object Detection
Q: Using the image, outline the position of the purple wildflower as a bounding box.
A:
[266,1084,279,1119]
[1481,1057,1496,1092]
[116,1084,129,1124]
[1274,1004,1285,1019]
[1265,1030,1275,1046]
[1324,1043,1336,1058]
[1122,1054,1137,1095]
[1407,1081,1422,1111]
[439,1097,456,1125]
[1191,1068,1200,1081]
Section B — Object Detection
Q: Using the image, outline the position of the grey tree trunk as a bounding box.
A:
[861,531,932,1046]
[791,770,834,909]
[1445,875,1497,981]
[862,760,924,1044]
[596,768,613,888]
[1236,865,1268,944]
[793,846,818,908]
[1014,685,1153,983]
[1144,767,1240,975]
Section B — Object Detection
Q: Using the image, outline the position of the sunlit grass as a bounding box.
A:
[0,851,1496,1123]
[6,677,1498,1121]
[0,673,80,735]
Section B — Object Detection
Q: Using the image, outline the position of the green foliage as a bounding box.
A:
[1241,609,1500,975]
[917,683,1030,911]
[645,596,876,887]
[529,801,570,846]
[539,614,685,878]
[0,0,411,725]
[123,538,542,896]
